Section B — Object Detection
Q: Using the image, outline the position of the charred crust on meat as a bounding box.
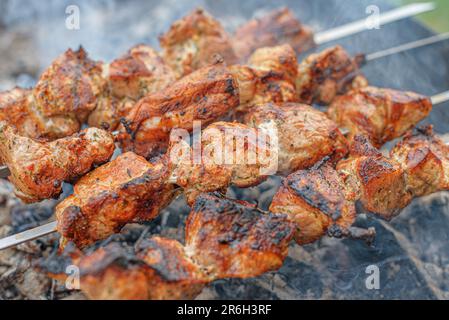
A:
[59,206,87,241]
[224,78,237,96]
[286,163,345,220]
[359,157,395,185]
[120,118,135,138]
[191,193,294,249]
[350,135,383,158]
[80,243,144,277]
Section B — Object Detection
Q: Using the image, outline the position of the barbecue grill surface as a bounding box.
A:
[0,0,448,299]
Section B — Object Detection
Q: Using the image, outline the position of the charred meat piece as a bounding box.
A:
[88,45,176,131]
[0,87,80,140]
[233,7,315,61]
[337,135,411,220]
[185,193,295,278]
[160,8,237,78]
[33,47,105,123]
[270,160,359,245]
[296,45,367,105]
[0,122,115,203]
[391,125,449,197]
[134,237,209,300]
[169,122,271,205]
[56,152,176,249]
[230,44,298,115]
[244,103,348,175]
[52,239,208,300]
[117,63,239,159]
[328,86,432,148]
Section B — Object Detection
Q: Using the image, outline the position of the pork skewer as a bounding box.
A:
[0,102,447,252]
[118,33,449,158]
[0,123,116,203]
[296,31,449,105]
[0,27,445,157]
[0,87,447,195]
[41,192,295,300]
[1,32,448,198]
[160,4,435,77]
[42,122,449,299]
[0,3,436,142]
[0,105,348,250]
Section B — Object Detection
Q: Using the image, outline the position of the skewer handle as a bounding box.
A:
[0,221,57,250]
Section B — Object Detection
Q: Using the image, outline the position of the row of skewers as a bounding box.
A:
[0,4,448,299]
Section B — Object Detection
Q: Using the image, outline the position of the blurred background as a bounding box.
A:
[392,0,449,32]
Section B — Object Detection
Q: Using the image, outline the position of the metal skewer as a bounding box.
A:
[0,221,57,250]
[314,2,436,45]
[365,31,449,62]
[1,89,449,251]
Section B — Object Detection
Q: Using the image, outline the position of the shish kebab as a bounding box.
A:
[0,57,448,205]
[0,4,440,300]
[0,7,446,203]
[39,122,449,300]
[231,3,436,61]
[0,3,436,143]
[1,94,449,251]
[0,75,446,205]
[0,3,442,151]
[164,4,436,77]
[1,27,448,184]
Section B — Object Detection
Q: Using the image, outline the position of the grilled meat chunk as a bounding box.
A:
[230,44,298,115]
[328,86,432,148]
[87,95,135,131]
[185,193,295,278]
[0,88,43,140]
[296,45,367,105]
[337,135,411,220]
[247,45,298,83]
[0,122,115,203]
[56,152,176,249]
[391,125,449,197]
[62,239,208,300]
[88,45,176,131]
[270,161,361,245]
[117,64,239,159]
[33,47,105,123]
[0,87,80,140]
[244,103,348,175]
[233,7,315,61]
[160,8,237,78]
[169,122,272,205]
[107,44,176,100]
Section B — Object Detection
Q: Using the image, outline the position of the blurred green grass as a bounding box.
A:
[391,0,449,32]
